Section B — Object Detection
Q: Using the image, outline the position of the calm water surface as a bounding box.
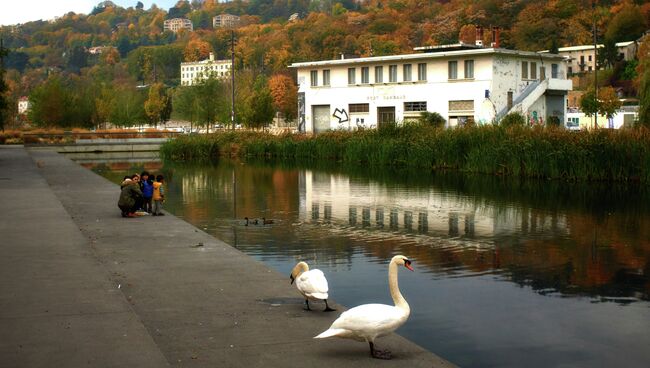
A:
[85,156,650,368]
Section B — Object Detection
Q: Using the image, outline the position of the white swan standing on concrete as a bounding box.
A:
[314,255,414,359]
[290,261,336,312]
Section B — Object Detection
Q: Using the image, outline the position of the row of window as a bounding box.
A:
[309,59,562,87]
[347,102,427,113]
[181,64,230,72]
[310,61,475,87]
[182,71,229,79]
[522,61,560,80]
[448,60,474,80]
[347,63,428,85]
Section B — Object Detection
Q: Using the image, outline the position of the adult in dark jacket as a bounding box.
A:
[118,177,143,217]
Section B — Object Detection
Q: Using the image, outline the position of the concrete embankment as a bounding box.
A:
[0,146,456,368]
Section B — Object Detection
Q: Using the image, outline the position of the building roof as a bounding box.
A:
[413,43,485,52]
[181,57,231,66]
[290,47,564,68]
[543,41,636,53]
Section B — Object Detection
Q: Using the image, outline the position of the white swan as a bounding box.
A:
[314,255,413,359]
[290,261,336,312]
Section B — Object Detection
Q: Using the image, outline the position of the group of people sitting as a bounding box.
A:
[118,171,165,218]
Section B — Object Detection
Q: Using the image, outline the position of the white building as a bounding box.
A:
[213,14,240,28]
[290,44,572,133]
[566,106,638,130]
[17,96,30,115]
[545,41,638,75]
[163,18,193,33]
[180,53,232,86]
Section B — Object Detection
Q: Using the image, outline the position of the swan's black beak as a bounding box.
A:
[404,260,414,271]
[290,274,295,284]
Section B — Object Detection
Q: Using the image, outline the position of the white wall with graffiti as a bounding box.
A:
[292,47,571,133]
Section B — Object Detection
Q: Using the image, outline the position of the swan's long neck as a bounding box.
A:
[388,261,409,313]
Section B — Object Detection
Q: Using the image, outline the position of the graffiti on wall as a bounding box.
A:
[297,92,305,132]
[333,108,349,124]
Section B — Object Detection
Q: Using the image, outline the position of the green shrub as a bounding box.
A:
[500,112,526,127]
[547,116,561,126]
[419,111,446,128]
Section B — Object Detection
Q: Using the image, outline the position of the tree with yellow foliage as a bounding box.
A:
[183,38,212,62]
[144,83,169,127]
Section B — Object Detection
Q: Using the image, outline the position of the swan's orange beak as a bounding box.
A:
[405,260,414,271]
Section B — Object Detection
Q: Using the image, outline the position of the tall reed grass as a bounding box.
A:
[159,125,650,182]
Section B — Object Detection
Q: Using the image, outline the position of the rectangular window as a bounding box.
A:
[551,63,558,78]
[361,67,369,84]
[348,68,356,84]
[530,62,537,79]
[310,70,318,86]
[448,61,458,79]
[404,101,427,112]
[403,64,412,81]
[323,70,330,86]
[464,60,474,79]
[588,55,592,62]
[417,63,427,81]
[389,65,397,82]
[349,103,369,113]
[375,66,383,83]
[522,61,529,79]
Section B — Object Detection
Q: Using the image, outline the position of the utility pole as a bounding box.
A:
[593,0,598,129]
[230,30,235,130]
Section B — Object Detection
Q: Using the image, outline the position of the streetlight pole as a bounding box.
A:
[593,0,598,129]
[230,30,236,130]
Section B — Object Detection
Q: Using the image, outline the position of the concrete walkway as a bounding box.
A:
[0,146,455,368]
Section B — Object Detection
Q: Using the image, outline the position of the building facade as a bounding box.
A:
[212,14,240,28]
[549,41,638,75]
[290,45,572,133]
[163,18,193,33]
[180,53,232,86]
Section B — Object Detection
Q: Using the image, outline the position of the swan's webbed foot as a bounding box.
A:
[369,342,392,360]
[323,300,336,312]
[303,299,312,311]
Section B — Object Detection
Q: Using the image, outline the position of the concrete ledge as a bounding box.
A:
[56,142,163,153]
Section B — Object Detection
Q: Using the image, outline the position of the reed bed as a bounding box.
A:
[160,125,650,183]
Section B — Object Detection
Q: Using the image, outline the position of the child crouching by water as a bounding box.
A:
[152,174,165,216]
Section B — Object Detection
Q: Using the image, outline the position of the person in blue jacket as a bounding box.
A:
[140,171,154,213]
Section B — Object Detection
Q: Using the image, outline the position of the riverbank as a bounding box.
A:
[160,125,650,183]
[0,146,454,367]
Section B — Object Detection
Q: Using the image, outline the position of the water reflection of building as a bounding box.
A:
[299,170,569,239]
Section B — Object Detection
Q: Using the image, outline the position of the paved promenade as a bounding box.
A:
[0,146,455,368]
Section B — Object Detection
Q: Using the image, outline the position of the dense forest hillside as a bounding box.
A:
[0,0,648,129]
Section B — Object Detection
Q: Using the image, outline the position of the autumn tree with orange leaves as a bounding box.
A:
[268,74,297,122]
[184,38,212,62]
